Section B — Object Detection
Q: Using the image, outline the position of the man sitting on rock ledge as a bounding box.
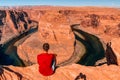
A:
[37,43,56,76]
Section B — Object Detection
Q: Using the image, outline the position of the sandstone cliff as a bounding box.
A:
[1,64,120,80]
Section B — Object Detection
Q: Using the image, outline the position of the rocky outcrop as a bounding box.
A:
[1,64,120,80]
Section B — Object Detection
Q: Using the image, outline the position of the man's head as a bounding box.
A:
[43,43,50,52]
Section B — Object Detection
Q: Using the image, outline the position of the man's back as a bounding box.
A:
[37,53,55,76]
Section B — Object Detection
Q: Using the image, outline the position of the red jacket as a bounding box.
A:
[37,53,56,76]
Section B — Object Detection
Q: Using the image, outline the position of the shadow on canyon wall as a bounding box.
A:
[73,27,105,66]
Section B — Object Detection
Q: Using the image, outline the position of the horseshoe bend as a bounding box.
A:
[0,6,120,80]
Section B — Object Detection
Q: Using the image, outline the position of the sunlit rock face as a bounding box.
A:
[0,10,38,44]
[111,38,120,65]
[1,64,120,80]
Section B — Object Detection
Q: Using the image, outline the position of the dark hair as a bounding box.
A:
[43,43,49,52]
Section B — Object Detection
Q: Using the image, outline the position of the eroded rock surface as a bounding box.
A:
[1,64,120,80]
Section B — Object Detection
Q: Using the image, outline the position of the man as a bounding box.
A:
[37,43,56,76]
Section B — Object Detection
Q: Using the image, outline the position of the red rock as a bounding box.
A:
[1,64,120,80]
[111,38,120,65]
